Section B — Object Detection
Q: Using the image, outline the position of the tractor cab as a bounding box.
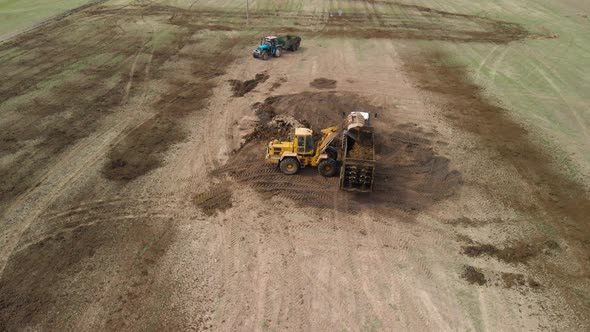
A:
[262,36,278,47]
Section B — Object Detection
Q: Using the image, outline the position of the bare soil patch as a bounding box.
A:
[84,4,529,44]
[194,183,233,216]
[269,77,287,92]
[228,73,269,97]
[323,2,528,43]
[102,37,243,181]
[528,278,542,289]
[494,243,539,264]
[403,49,590,312]
[461,265,486,285]
[462,240,560,264]
[0,7,249,328]
[500,272,541,289]
[0,208,175,331]
[103,115,186,181]
[374,126,462,212]
[0,20,139,209]
[403,50,590,242]
[502,272,526,288]
[445,217,505,227]
[462,243,499,258]
[0,2,564,330]
[310,78,337,89]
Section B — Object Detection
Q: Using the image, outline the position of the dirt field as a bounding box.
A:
[1,0,589,331]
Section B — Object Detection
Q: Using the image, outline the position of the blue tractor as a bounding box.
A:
[253,35,301,60]
[253,36,281,60]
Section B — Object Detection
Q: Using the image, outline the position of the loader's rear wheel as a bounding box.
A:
[275,48,281,57]
[318,159,337,177]
[280,158,299,175]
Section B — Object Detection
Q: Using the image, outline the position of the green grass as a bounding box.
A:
[1,51,124,114]
[435,0,590,183]
[0,0,93,36]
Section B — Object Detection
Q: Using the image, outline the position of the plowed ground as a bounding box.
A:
[0,1,588,331]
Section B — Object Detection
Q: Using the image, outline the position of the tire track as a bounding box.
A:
[0,108,155,276]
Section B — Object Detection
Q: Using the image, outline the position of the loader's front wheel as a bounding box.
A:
[325,146,338,161]
[262,52,269,60]
[318,159,337,177]
[280,158,299,175]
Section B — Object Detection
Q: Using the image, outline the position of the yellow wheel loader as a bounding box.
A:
[265,112,376,192]
[265,126,340,177]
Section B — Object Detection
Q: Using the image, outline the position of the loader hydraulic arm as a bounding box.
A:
[315,126,340,157]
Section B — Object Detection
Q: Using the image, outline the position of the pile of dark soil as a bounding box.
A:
[228,73,269,97]
[461,265,486,285]
[248,92,380,133]
[228,96,462,215]
[220,92,461,216]
[347,143,373,159]
[243,97,300,144]
[310,78,337,89]
[243,124,292,144]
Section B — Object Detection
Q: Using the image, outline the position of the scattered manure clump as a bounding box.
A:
[461,265,486,285]
[310,78,337,89]
[229,73,269,97]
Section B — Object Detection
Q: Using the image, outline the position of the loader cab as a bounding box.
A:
[294,128,314,155]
